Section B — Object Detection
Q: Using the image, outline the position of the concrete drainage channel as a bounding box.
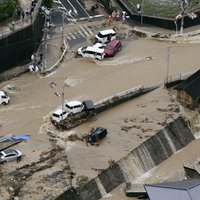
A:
[56,116,195,200]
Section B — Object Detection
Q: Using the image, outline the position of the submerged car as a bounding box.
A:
[0,90,10,105]
[82,100,95,115]
[88,127,107,145]
[77,46,105,61]
[65,100,85,114]
[104,39,122,57]
[51,108,69,123]
[0,149,22,164]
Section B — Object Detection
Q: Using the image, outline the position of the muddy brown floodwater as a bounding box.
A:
[1,29,200,199]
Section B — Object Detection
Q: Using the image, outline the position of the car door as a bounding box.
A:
[5,153,16,162]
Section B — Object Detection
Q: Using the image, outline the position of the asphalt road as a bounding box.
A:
[52,0,101,26]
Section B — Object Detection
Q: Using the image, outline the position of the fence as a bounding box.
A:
[164,71,194,88]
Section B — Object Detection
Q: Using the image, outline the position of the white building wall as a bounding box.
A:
[189,185,200,200]
[145,186,191,200]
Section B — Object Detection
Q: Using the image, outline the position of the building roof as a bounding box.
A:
[174,69,200,103]
[145,179,200,190]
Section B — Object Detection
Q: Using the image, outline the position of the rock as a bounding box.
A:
[8,186,14,192]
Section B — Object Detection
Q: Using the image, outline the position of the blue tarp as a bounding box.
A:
[8,134,30,141]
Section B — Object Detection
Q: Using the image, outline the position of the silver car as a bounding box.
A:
[0,149,22,164]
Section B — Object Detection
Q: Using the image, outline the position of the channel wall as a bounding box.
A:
[56,116,195,200]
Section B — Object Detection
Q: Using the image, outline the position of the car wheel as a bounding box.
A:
[0,160,6,164]
[2,102,7,105]
[17,156,22,162]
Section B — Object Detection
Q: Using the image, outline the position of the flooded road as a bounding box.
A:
[1,34,200,199]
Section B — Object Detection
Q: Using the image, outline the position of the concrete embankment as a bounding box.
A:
[56,116,195,200]
[54,84,160,130]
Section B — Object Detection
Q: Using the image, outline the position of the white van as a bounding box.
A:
[77,46,105,60]
[95,29,116,44]
[64,100,84,114]
[51,108,69,123]
[0,91,10,105]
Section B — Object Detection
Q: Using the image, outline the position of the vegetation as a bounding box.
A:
[44,0,53,8]
[131,0,200,17]
[0,0,18,23]
[98,0,113,13]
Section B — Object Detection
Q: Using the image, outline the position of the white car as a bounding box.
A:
[0,90,10,105]
[94,29,116,44]
[77,46,105,60]
[0,149,22,164]
[65,100,84,114]
[51,108,69,123]
[92,43,106,49]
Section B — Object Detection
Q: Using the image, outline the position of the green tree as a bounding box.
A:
[99,0,113,13]
[0,0,18,23]
[44,0,53,8]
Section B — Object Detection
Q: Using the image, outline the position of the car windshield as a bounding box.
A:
[81,46,87,51]
[97,32,104,38]
[105,45,113,50]
[0,153,3,157]
[52,113,60,117]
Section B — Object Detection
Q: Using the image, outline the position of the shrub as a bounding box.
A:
[0,0,18,23]
[44,0,53,8]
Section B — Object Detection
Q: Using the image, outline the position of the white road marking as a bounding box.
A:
[79,25,90,36]
[66,35,72,40]
[78,30,86,37]
[69,32,76,39]
[73,31,82,38]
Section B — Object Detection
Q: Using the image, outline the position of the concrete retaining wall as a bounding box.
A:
[56,116,195,200]
[117,0,200,30]
[55,85,159,130]
[0,0,44,72]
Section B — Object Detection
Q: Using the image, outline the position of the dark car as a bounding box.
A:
[104,39,122,57]
[82,100,95,115]
[88,127,107,145]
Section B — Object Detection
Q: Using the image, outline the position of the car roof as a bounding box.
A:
[93,43,106,48]
[107,39,121,46]
[83,100,94,109]
[2,149,17,154]
[86,46,105,53]
[53,108,66,115]
[66,100,83,107]
[92,127,107,135]
[0,91,6,96]
[99,29,116,35]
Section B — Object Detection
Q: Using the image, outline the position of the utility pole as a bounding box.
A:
[141,0,144,24]
[61,85,65,122]
[61,11,64,46]
[49,82,65,123]
[180,14,184,35]
[166,46,170,84]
